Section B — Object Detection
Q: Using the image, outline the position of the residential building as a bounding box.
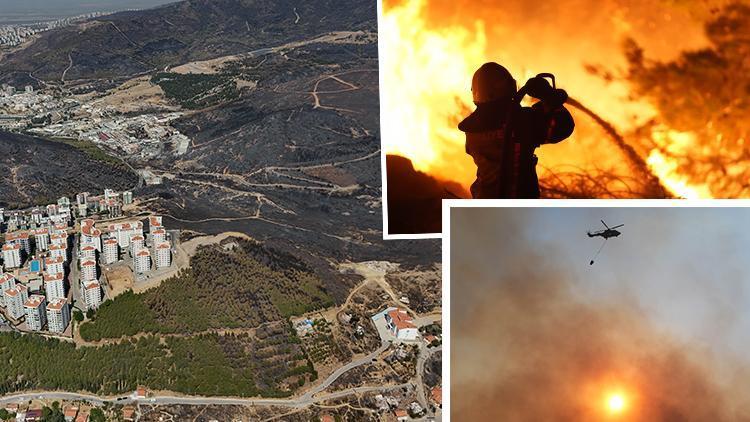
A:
[30,208,43,225]
[46,298,70,333]
[149,216,163,233]
[385,308,419,341]
[79,244,96,261]
[82,280,101,309]
[50,232,67,247]
[80,259,97,282]
[32,227,50,251]
[104,188,116,201]
[122,191,133,205]
[5,231,30,254]
[2,243,22,268]
[107,221,143,249]
[105,199,122,218]
[63,405,78,421]
[45,256,65,275]
[4,284,27,319]
[133,248,151,273]
[49,243,68,262]
[155,242,171,269]
[151,228,166,244]
[81,222,101,251]
[102,237,119,264]
[44,272,65,300]
[129,234,145,254]
[24,294,47,331]
[76,192,90,206]
[0,273,15,306]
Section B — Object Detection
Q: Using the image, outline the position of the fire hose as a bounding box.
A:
[564,96,670,198]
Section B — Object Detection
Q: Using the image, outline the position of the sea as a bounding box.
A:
[0,0,176,25]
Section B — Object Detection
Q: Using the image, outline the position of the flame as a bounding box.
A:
[380,0,483,188]
[380,0,726,198]
[646,126,713,199]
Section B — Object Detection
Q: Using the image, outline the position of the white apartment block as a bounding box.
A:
[44,272,66,300]
[154,242,171,269]
[46,298,70,333]
[76,192,90,206]
[108,221,144,249]
[133,249,151,273]
[4,284,28,319]
[130,235,145,254]
[83,280,102,309]
[80,259,97,282]
[45,256,65,275]
[50,232,67,247]
[102,238,119,265]
[32,228,50,251]
[5,231,30,254]
[0,273,16,306]
[81,223,102,251]
[149,216,163,233]
[30,209,43,225]
[122,191,133,205]
[49,243,67,262]
[151,228,166,245]
[80,244,97,261]
[2,243,22,268]
[24,294,47,331]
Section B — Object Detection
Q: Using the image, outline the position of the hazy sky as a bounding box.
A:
[450,206,750,420]
[451,206,750,358]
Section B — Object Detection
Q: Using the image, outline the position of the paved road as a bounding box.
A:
[0,383,410,409]
[303,342,390,400]
[0,342,396,409]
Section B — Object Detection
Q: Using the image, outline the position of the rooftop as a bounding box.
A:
[24,294,45,308]
[45,256,64,264]
[44,272,64,281]
[47,297,67,310]
[387,308,416,330]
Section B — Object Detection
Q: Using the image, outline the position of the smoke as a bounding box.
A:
[451,209,750,421]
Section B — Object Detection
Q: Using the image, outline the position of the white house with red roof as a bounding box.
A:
[372,306,419,342]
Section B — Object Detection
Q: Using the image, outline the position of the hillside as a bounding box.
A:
[0,0,375,85]
[0,131,138,208]
[79,239,334,341]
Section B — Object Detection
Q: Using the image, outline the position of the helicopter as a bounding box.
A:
[587,220,624,265]
[587,220,624,239]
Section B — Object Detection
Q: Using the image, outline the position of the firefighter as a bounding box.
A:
[458,62,575,198]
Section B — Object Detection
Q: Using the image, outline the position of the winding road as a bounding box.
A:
[0,343,396,409]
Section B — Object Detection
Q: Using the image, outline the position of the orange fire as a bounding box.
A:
[380,0,729,198]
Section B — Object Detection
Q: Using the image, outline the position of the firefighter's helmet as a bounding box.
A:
[471,62,517,105]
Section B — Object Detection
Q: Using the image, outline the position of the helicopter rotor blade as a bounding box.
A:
[601,219,610,229]
[610,224,624,229]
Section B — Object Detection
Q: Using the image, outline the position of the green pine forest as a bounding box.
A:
[0,239,330,396]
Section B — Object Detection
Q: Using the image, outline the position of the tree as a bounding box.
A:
[89,408,106,422]
[624,2,750,197]
[73,310,84,323]
[86,308,95,320]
